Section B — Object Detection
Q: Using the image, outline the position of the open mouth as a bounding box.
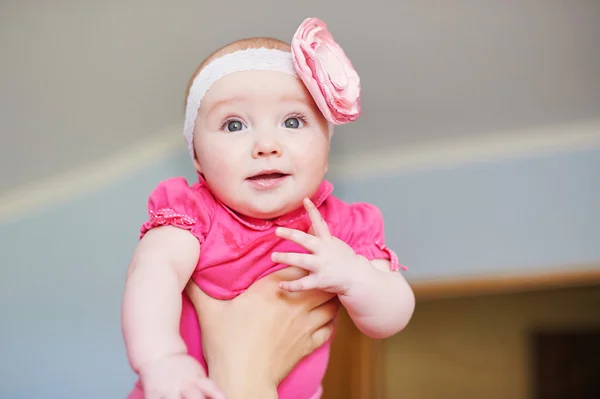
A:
[246,170,290,188]
[247,172,289,181]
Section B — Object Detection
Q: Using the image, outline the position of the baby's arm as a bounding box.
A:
[338,258,415,339]
[123,226,226,398]
[122,225,198,371]
[274,198,415,340]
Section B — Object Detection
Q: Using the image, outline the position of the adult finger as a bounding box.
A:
[309,297,340,329]
[309,319,336,355]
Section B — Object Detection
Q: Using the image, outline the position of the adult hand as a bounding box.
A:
[185,267,339,398]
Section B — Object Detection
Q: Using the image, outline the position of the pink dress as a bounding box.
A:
[127,175,399,399]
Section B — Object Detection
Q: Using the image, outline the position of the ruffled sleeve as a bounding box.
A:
[336,202,407,272]
[139,177,215,245]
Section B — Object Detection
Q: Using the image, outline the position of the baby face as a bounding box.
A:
[193,69,330,219]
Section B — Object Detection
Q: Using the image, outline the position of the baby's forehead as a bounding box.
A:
[201,70,315,110]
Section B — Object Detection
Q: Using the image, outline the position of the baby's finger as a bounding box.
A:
[303,198,331,238]
[181,384,204,399]
[144,390,160,399]
[197,379,227,399]
[271,251,319,272]
[279,274,320,292]
[275,226,320,252]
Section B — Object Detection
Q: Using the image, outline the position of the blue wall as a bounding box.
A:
[336,146,600,280]
[1,145,599,398]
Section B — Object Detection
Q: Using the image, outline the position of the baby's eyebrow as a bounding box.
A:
[205,93,308,114]
[205,95,249,114]
[279,94,308,104]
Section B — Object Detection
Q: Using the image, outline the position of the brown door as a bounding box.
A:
[531,329,600,399]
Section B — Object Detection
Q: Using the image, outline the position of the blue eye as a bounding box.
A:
[226,120,245,132]
[284,117,303,129]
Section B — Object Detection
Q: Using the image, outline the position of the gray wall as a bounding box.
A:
[2,0,600,192]
[2,2,599,396]
[1,144,599,398]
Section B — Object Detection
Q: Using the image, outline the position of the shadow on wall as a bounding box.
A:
[1,144,600,398]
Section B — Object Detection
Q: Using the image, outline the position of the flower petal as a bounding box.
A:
[291,18,362,125]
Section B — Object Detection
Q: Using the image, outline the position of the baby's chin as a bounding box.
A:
[235,198,304,220]
[241,204,297,220]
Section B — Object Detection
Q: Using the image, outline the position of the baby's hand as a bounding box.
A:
[139,353,226,399]
[272,198,369,295]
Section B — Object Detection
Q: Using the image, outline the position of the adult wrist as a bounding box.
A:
[209,366,278,399]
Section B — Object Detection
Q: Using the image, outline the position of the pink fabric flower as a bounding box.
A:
[291,18,362,124]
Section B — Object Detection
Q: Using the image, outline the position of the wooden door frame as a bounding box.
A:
[322,308,385,399]
[412,268,600,302]
[321,267,600,398]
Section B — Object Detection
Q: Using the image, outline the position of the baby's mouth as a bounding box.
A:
[247,172,288,181]
[246,170,290,188]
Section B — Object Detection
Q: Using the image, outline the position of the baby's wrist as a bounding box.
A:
[342,255,375,297]
[135,342,188,375]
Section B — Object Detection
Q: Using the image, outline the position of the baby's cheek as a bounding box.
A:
[302,153,329,177]
[207,154,239,178]
[202,164,238,198]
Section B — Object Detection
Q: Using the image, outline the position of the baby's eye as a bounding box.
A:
[225,120,246,132]
[283,117,304,129]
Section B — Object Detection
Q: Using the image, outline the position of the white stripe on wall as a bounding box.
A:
[0,129,182,223]
[1,119,600,223]
[327,119,600,181]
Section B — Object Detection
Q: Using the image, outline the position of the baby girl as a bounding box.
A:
[122,17,415,399]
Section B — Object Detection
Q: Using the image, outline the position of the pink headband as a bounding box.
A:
[183,18,362,158]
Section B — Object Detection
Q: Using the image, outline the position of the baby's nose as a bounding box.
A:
[252,137,282,158]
